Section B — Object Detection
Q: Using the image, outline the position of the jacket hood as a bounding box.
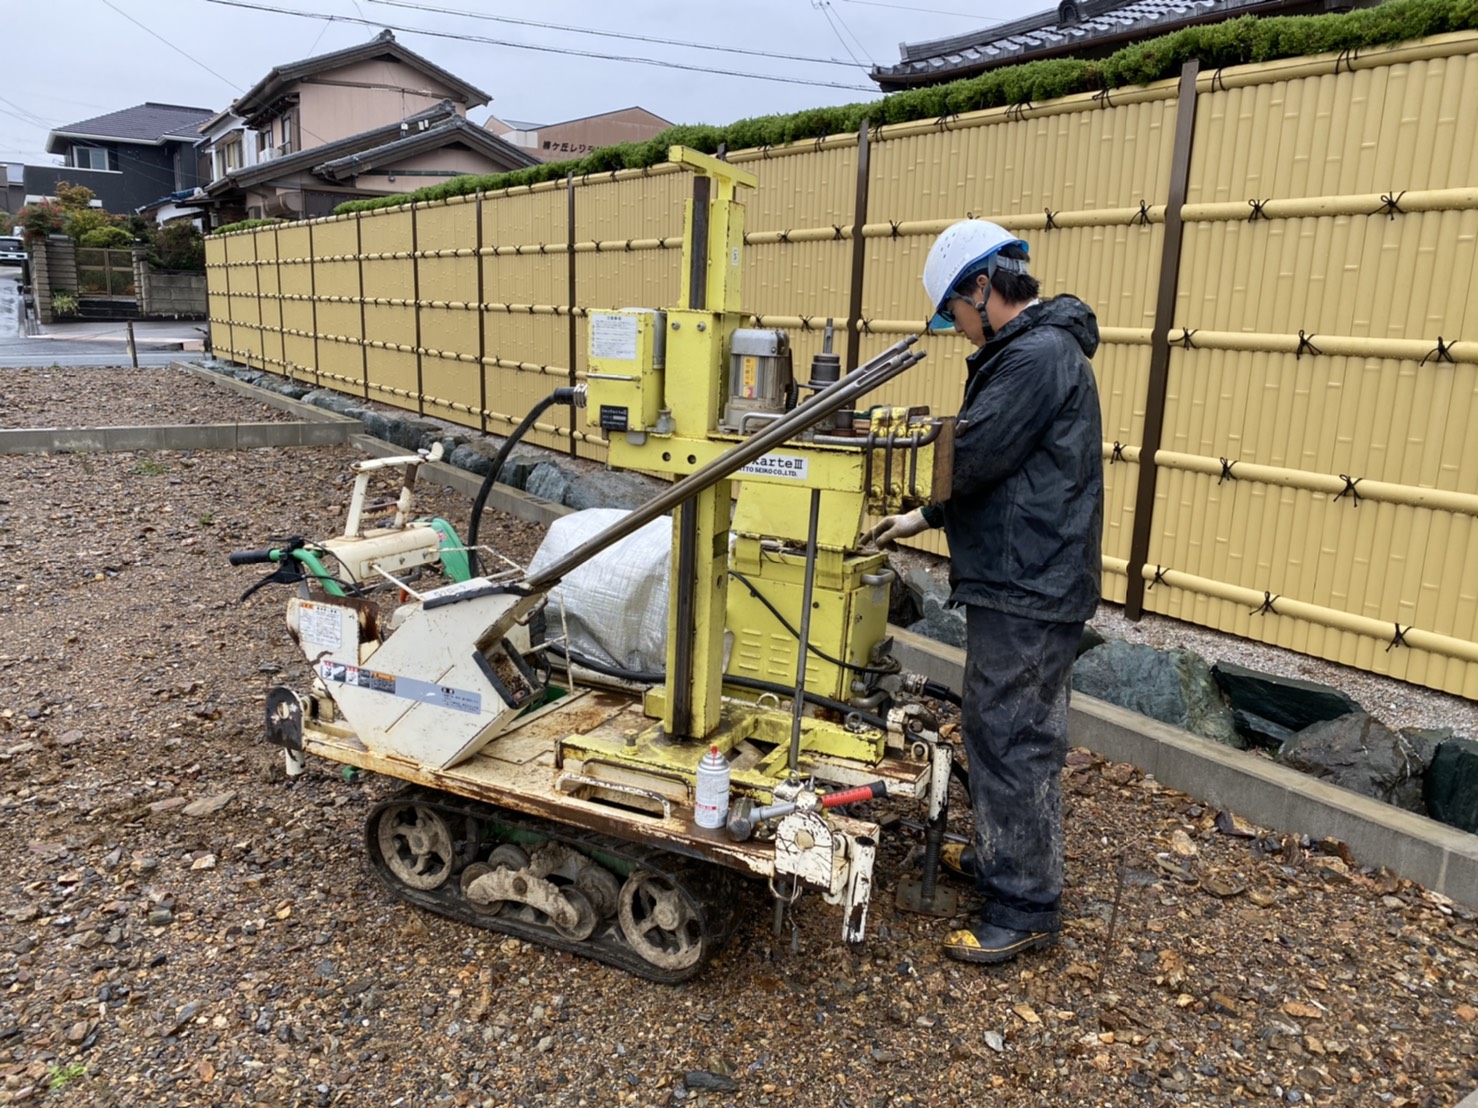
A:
[976,295,1100,365]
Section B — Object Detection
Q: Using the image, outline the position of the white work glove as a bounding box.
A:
[865,508,930,550]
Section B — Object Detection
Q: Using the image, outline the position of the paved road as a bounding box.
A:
[0,271,194,367]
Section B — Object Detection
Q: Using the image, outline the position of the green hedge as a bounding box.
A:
[212,217,286,236]
[336,0,1478,215]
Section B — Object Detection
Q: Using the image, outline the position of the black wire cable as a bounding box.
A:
[466,386,578,576]
[727,568,896,677]
[543,643,890,733]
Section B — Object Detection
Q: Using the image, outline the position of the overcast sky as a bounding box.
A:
[0,0,1042,163]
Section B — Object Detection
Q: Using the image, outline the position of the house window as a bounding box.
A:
[257,130,270,156]
[215,136,244,179]
[279,111,297,155]
[72,146,109,171]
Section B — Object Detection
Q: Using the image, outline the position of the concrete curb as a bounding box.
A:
[0,421,354,454]
[172,362,362,427]
[1457,1090,1478,1108]
[889,629,1478,909]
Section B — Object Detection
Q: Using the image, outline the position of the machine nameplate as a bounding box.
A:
[599,405,630,432]
[298,602,342,650]
[590,313,638,361]
[739,453,810,481]
[316,659,482,715]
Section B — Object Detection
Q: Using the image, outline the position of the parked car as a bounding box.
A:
[0,237,26,267]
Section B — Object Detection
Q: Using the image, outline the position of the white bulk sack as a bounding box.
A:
[526,509,671,673]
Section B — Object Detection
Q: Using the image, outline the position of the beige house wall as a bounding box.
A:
[489,108,671,160]
[207,30,1478,696]
[294,58,471,148]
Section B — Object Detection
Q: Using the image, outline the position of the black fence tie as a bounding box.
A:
[1336,45,1360,73]
[1247,198,1271,221]
[743,232,753,245]
[833,224,845,240]
[1180,328,1199,350]
[799,316,814,331]
[1421,336,1457,366]
[1211,67,1228,92]
[641,165,651,176]
[1249,591,1279,616]
[1296,330,1322,359]
[1110,441,1125,464]
[1147,565,1168,591]
[778,229,791,244]
[889,220,903,238]
[1334,474,1363,506]
[1372,190,1406,219]
[581,172,591,185]
[1218,457,1237,484]
[1133,200,1152,226]
[1044,208,1059,229]
[814,135,826,150]
[861,318,875,334]
[1093,87,1114,109]
[934,111,958,130]
[1385,623,1409,652]
[593,240,603,253]
[1006,101,1033,121]
[537,243,547,255]
[503,303,513,314]
[527,305,536,315]
[761,144,773,159]
[624,240,634,252]
[513,244,524,256]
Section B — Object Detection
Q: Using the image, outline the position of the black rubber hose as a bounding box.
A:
[727,569,896,676]
[923,679,962,706]
[543,643,890,732]
[466,387,579,575]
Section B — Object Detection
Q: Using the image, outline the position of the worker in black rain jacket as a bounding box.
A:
[867,218,1104,964]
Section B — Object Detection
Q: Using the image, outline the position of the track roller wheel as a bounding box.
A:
[618,871,704,972]
[375,802,455,890]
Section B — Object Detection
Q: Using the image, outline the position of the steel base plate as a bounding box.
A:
[895,876,958,918]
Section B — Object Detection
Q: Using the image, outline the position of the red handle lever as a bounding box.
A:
[820,781,888,808]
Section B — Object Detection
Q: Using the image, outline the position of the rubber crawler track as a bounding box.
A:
[364,786,747,984]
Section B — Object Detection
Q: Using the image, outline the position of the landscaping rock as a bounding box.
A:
[388,418,444,452]
[1230,708,1298,751]
[1073,642,1241,747]
[1424,737,1478,833]
[526,462,573,506]
[302,389,362,416]
[900,568,964,649]
[1276,713,1425,811]
[565,470,661,512]
[450,442,497,477]
[1211,662,1362,735]
[271,381,313,401]
[357,409,396,443]
[1079,623,1107,657]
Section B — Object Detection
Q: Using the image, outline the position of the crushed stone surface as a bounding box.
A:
[0,366,296,428]
[0,373,1472,1106]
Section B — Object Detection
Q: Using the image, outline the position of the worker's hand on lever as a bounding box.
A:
[865,508,930,550]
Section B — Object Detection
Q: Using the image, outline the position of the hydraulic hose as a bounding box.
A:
[923,679,962,706]
[466,386,580,575]
[542,643,889,733]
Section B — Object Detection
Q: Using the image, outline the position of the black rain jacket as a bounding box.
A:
[937,295,1104,622]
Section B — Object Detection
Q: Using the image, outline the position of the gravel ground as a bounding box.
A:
[0,369,1474,1106]
[0,367,294,428]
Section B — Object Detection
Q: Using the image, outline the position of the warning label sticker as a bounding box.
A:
[317,660,481,715]
[590,312,638,361]
[738,453,810,481]
[298,602,342,650]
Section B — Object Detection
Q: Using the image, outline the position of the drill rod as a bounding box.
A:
[787,488,822,775]
[524,336,925,590]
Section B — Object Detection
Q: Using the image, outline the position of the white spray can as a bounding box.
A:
[694,745,731,830]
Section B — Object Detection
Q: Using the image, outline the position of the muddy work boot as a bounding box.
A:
[942,921,1057,965]
[940,842,976,881]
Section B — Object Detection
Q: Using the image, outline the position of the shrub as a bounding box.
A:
[149,223,205,270]
[54,181,96,211]
[211,217,286,235]
[18,200,65,242]
[51,291,78,318]
[78,226,134,249]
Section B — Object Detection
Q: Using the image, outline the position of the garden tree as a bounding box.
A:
[54,182,96,211]
[149,223,205,271]
[17,200,65,242]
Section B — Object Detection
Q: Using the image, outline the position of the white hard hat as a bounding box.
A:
[921,219,1029,331]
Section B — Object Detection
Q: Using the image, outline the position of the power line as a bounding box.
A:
[813,1,868,69]
[98,0,245,94]
[823,0,878,65]
[842,0,1005,20]
[0,97,52,129]
[366,0,861,68]
[205,0,880,92]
